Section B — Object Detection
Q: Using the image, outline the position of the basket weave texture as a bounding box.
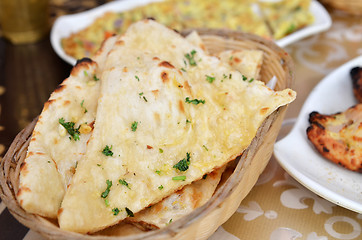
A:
[0,29,294,240]
[319,0,362,15]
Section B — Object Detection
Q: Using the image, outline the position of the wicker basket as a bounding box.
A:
[0,29,294,240]
[319,0,362,16]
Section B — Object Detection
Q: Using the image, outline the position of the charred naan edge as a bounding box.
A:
[129,167,225,230]
[59,20,296,233]
[17,36,117,218]
[307,103,362,172]
[218,50,263,80]
[351,66,362,103]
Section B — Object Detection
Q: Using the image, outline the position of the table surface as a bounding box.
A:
[0,1,361,240]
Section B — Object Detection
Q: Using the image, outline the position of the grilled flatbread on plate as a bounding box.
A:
[17,36,117,218]
[58,20,295,233]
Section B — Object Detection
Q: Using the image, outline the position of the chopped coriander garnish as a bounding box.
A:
[185,97,205,105]
[47,161,51,163]
[104,199,110,206]
[206,75,215,83]
[186,119,191,124]
[249,78,254,83]
[101,180,112,198]
[112,208,120,215]
[97,164,102,167]
[119,179,131,189]
[139,92,144,96]
[59,118,80,141]
[135,75,140,81]
[173,152,191,171]
[169,219,173,224]
[172,176,186,181]
[80,100,88,113]
[202,145,209,151]
[287,23,296,34]
[158,185,164,190]
[181,68,186,72]
[131,121,138,132]
[93,75,100,81]
[125,207,134,217]
[155,170,161,175]
[102,145,113,156]
[229,74,232,79]
[143,96,148,102]
[242,75,248,81]
[223,74,228,79]
[159,148,164,153]
[185,50,197,66]
[83,70,88,77]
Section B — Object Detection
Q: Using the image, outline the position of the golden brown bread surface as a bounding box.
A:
[306,104,362,172]
[351,66,362,103]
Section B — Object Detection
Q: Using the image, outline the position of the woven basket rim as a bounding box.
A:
[0,28,294,239]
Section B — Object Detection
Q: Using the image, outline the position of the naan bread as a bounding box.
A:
[130,167,225,230]
[218,50,263,80]
[58,20,295,233]
[17,36,117,218]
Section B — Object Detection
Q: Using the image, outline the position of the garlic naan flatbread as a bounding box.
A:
[58,20,295,233]
[130,167,225,230]
[17,36,117,218]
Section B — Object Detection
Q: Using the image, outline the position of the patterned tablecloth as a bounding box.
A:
[0,2,361,240]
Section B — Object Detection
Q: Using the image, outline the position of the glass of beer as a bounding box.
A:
[0,0,49,44]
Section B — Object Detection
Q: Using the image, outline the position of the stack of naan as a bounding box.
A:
[18,20,296,233]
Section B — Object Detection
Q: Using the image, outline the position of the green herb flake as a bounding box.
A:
[131,121,138,132]
[139,92,144,96]
[119,179,131,189]
[102,145,113,156]
[185,50,197,66]
[287,23,296,34]
[158,185,164,190]
[59,118,80,141]
[172,176,186,181]
[206,75,215,83]
[229,55,233,61]
[112,208,120,215]
[125,207,134,217]
[223,74,228,79]
[135,75,140,81]
[143,96,148,102]
[47,161,51,163]
[202,145,209,151]
[181,68,186,72]
[202,174,208,179]
[249,78,254,83]
[173,152,191,172]
[185,97,205,105]
[104,199,110,206]
[97,164,102,167]
[159,148,164,153]
[229,74,232,79]
[242,75,248,81]
[80,100,88,113]
[101,180,112,198]
[83,70,88,77]
[186,119,191,124]
[93,75,100,81]
[155,170,161,175]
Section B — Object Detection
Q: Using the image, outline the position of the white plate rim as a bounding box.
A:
[50,0,332,66]
[274,55,362,213]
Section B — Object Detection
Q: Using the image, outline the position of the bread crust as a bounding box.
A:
[306,104,362,172]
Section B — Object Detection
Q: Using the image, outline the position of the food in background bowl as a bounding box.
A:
[61,0,314,60]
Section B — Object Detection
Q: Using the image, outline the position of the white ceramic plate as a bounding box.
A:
[50,0,331,66]
[274,55,362,213]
